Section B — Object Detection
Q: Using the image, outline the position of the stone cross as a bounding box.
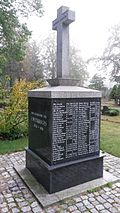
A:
[52,6,75,79]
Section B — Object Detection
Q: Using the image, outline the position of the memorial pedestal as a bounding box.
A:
[26,148,103,193]
[26,86,103,193]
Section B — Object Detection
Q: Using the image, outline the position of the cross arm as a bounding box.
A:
[52,10,75,30]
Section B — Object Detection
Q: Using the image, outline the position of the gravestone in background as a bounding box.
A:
[26,6,103,194]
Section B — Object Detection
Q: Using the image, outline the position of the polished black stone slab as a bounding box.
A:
[28,97,101,165]
[26,148,103,194]
[29,98,52,164]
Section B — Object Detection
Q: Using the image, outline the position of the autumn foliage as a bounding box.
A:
[0,79,44,140]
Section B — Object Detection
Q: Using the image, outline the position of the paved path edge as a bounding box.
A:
[14,164,119,208]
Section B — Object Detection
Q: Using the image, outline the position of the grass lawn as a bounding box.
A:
[100,120,120,157]
[101,100,120,156]
[0,137,28,155]
[0,116,120,157]
[101,115,120,123]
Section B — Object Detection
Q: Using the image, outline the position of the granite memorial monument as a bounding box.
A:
[26,6,103,194]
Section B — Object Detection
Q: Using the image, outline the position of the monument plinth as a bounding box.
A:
[26,6,103,194]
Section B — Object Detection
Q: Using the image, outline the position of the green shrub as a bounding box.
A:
[0,79,44,140]
[102,106,109,115]
[102,106,119,116]
[108,109,119,116]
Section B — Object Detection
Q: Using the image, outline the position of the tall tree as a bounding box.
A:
[39,34,88,85]
[110,84,120,105]
[89,74,105,90]
[116,84,120,100]
[12,0,43,17]
[109,84,118,100]
[39,34,57,79]
[22,41,44,81]
[70,46,88,85]
[101,25,120,82]
[88,25,120,83]
[0,0,43,75]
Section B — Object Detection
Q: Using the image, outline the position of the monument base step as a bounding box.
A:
[14,164,119,208]
[47,78,80,86]
[26,148,103,194]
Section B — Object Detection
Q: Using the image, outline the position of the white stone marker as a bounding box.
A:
[52,6,75,79]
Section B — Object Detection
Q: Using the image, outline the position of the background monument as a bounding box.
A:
[26,6,103,194]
